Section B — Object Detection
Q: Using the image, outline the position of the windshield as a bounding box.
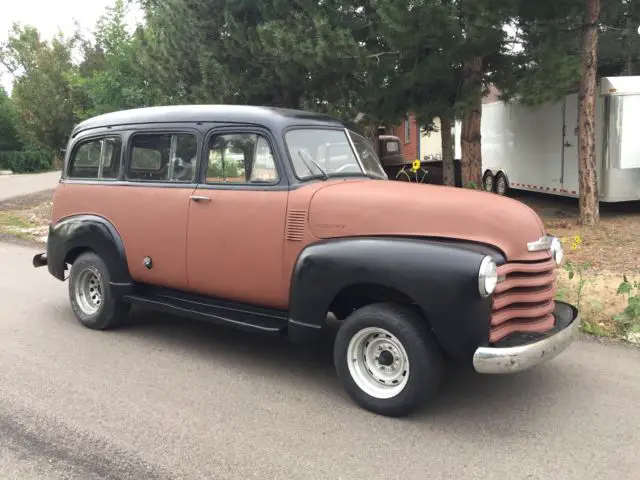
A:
[285,128,387,180]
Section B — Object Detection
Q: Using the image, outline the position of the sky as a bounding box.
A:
[0,0,142,92]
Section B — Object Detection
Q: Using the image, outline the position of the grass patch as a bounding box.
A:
[0,212,33,230]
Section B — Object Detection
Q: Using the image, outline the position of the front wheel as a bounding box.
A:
[333,303,443,417]
[68,251,130,330]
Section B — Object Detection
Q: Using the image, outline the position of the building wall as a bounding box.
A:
[391,112,420,161]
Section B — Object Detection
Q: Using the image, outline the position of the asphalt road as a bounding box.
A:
[0,171,61,202]
[1,241,639,480]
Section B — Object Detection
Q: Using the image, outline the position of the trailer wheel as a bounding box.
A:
[482,171,495,192]
[495,173,509,196]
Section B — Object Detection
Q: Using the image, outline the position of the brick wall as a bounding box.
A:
[391,112,420,162]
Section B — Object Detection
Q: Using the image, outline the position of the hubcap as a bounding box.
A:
[346,327,410,399]
[74,267,103,315]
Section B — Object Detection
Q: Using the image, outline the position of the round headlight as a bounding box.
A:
[550,237,564,265]
[478,256,498,297]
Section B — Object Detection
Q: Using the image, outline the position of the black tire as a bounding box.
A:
[495,172,509,196]
[333,303,443,417]
[68,251,130,330]
[483,171,495,192]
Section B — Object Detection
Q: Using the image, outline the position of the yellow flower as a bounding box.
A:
[570,235,583,250]
[411,159,421,172]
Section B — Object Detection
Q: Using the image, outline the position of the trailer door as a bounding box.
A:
[562,94,580,195]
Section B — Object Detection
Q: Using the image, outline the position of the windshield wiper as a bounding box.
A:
[298,150,328,180]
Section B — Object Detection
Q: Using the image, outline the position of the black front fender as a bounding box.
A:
[46,215,133,294]
[288,237,505,361]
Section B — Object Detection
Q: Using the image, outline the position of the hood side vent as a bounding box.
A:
[285,210,307,241]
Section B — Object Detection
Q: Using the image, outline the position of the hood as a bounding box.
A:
[308,179,550,262]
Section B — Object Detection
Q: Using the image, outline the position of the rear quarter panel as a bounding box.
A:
[52,182,193,290]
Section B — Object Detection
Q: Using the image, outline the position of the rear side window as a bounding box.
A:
[127,133,198,182]
[68,137,122,180]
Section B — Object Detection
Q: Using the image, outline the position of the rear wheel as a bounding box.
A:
[483,171,495,192]
[68,252,130,330]
[495,173,509,196]
[333,303,443,417]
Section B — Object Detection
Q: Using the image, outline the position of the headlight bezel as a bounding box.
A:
[478,255,498,298]
[550,237,564,265]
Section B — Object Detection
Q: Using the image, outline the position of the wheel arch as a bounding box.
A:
[46,214,133,294]
[287,236,501,361]
[329,282,423,321]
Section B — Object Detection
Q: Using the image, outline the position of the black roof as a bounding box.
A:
[71,104,350,136]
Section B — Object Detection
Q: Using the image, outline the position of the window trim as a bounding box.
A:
[66,134,123,181]
[404,113,411,144]
[125,129,201,184]
[199,126,285,189]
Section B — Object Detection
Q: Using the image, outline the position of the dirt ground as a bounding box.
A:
[513,191,640,340]
[1,188,638,340]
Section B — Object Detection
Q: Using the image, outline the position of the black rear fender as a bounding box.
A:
[46,215,133,295]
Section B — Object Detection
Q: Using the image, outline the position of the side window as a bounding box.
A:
[206,133,279,184]
[68,136,122,180]
[127,133,198,182]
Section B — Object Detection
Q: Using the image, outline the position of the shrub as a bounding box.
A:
[0,150,53,173]
[614,276,640,339]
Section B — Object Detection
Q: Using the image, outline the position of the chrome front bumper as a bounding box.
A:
[473,301,580,374]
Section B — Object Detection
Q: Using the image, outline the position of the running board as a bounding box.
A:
[123,286,288,335]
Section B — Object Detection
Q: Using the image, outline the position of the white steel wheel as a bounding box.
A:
[347,327,410,399]
[334,303,443,417]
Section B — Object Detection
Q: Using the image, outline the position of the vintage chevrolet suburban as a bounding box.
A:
[33,105,580,417]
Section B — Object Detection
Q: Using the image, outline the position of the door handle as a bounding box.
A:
[190,195,211,202]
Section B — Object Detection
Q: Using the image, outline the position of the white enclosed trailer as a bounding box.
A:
[454,76,640,202]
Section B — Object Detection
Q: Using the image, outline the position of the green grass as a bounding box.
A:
[581,320,610,337]
[0,212,32,229]
[0,212,36,240]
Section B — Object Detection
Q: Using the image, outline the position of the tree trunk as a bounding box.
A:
[460,56,483,188]
[440,114,455,187]
[578,0,600,226]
